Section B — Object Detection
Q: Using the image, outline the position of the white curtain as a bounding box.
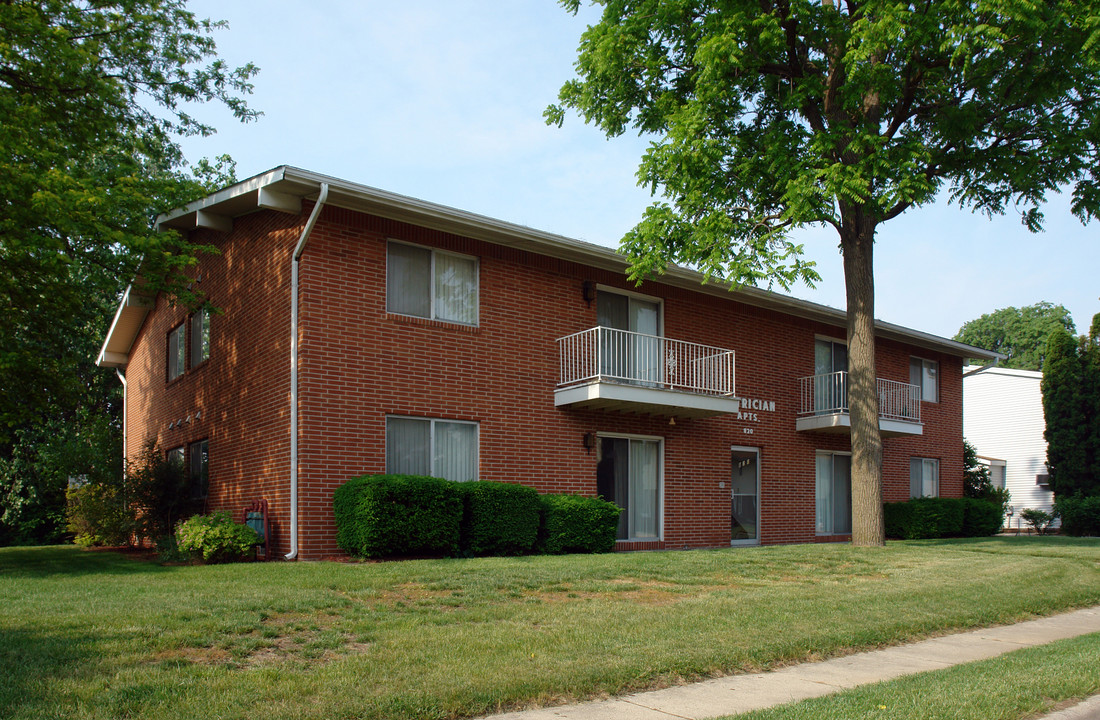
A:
[629,439,659,539]
[386,242,431,318]
[434,253,477,324]
[816,453,851,534]
[433,421,478,482]
[910,458,939,497]
[386,417,431,476]
[815,453,832,533]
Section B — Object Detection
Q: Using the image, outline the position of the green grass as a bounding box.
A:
[0,537,1097,720]
[722,632,1100,720]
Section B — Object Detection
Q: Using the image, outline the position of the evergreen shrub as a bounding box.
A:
[333,474,462,558]
[884,497,966,539]
[457,481,540,556]
[1056,496,1100,536]
[537,494,621,554]
[961,498,1004,536]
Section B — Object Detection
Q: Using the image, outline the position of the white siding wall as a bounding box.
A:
[963,367,1055,525]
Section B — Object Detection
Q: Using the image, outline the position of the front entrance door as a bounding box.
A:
[731,447,760,545]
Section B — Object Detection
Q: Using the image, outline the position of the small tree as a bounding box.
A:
[1042,318,1100,499]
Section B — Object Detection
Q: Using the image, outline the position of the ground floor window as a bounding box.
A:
[910,457,939,498]
[816,451,852,534]
[385,416,478,482]
[188,440,209,499]
[596,435,661,541]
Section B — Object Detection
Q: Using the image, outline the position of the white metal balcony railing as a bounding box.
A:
[798,371,921,423]
[557,326,735,397]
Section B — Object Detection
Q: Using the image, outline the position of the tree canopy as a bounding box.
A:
[0,0,256,544]
[551,0,1100,544]
[955,303,1077,370]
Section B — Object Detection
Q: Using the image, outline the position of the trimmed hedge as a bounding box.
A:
[884,497,1000,539]
[457,481,541,556]
[1057,496,1100,536]
[333,474,462,558]
[537,493,621,554]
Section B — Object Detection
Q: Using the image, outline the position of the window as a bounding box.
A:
[816,452,851,534]
[190,308,210,367]
[167,325,185,381]
[814,338,849,412]
[386,241,478,325]
[188,440,209,499]
[166,446,185,469]
[909,357,938,402]
[385,417,478,482]
[596,289,661,384]
[910,458,939,498]
[596,435,661,541]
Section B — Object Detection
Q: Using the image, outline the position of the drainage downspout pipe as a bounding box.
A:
[287,182,329,560]
[116,369,127,477]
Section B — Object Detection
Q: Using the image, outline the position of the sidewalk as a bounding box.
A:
[482,606,1100,720]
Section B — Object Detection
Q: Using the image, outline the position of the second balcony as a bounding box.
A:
[555,326,739,418]
[796,371,923,437]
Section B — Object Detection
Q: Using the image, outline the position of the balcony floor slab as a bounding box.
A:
[555,381,740,419]
[795,412,923,437]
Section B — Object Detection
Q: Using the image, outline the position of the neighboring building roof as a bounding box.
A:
[98,165,1004,368]
[963,365,1042,380]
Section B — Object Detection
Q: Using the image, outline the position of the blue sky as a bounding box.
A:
[177,0,1099,340]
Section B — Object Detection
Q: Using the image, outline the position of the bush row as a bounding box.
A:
[333,474,621,558]
[1056,496,1100,536]
[884,497,1003,539]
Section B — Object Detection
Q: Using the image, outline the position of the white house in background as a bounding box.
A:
[963,365,1055,527]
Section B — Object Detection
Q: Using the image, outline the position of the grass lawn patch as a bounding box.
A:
[0,537,1097,720]
[721,632,1100,720]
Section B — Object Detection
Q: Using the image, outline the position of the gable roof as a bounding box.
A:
[98,165,1002,367]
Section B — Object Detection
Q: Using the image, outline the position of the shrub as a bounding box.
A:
[961,498,1004,536]
[176,511,260,563]
[66,482,133,547]
[1019,508,1058,535]
[1056,496,1100,536]
[457,481,541,556]
[884,497,965,539]
[537,494,621,554]
[333,474,462,558]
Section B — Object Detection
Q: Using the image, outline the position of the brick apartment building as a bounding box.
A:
[97,166,997,559]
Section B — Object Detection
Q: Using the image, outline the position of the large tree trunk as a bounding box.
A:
[840,210,885,547]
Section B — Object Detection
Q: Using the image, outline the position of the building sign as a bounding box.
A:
[735,396,776,423]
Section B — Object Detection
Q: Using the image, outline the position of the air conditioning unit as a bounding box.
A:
[1036,473,1050,487]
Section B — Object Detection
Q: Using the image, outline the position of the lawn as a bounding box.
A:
[0,537,1097,720]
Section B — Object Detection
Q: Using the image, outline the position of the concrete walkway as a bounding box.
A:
[483,606,1100,720]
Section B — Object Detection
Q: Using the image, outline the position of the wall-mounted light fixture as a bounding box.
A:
[583,432,596,454]
[582,280,597,306]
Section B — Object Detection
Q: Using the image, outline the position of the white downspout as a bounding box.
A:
[287,183,330,560]
[115,369,127,476]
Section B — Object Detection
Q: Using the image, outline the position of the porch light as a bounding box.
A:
[583,432,596,453]
[582,280,596,306]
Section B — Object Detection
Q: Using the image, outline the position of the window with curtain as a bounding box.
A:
[190,308,210,367]
[816,452,852,534]
[909,458,939,498]
[386,241,478,325]
[597,436,660,540]
[167,324,185,381]
[386,417,478,482]
[909,357,938,402]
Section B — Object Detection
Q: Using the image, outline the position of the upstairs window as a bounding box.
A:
[167,325,185,381]
[386,241,478,325]
[910,357,938,402]
[190,308,210,367]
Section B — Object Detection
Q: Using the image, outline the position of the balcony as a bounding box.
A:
[796,371,923,437]
[555,327,739,418]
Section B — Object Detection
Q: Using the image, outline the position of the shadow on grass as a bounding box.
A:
[0,545,173,580]
[0,625,99,718]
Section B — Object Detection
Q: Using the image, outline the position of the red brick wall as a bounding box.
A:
[123,203,966,559]
[123,211,303,555]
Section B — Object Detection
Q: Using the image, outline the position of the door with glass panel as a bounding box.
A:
[815,452,852,534]
[814,339,848,414]
[730,448,760,545]
[597,290,660,386]
[596,436,660,541]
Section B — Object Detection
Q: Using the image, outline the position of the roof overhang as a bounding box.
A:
[99,165,1003,368]
[97,283,155,368]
